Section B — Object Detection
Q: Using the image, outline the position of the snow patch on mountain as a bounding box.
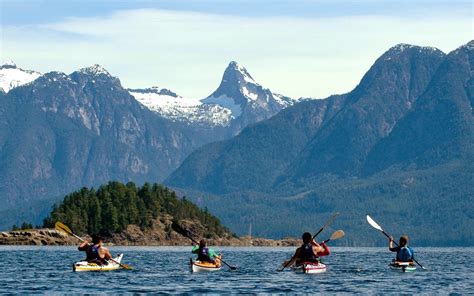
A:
[129,88,233,126]
[129,61,300,127]
[241,86,259,101]
[202,95,242,117]
[0,61,41,93]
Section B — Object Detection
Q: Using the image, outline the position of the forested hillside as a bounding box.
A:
[43,181,230,239]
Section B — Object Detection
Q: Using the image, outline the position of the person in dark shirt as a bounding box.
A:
[78,234,113,265]
[389,235,414,262]
[283,232,330,267]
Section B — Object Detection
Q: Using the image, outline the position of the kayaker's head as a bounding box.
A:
[399,235,409,247]
[199,239,207,248]
[302,232,312,244]
[92,234,102,245]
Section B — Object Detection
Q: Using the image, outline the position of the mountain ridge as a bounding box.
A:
[165,41,474,245]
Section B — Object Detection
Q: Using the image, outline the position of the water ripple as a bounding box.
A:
[0,246,473,294]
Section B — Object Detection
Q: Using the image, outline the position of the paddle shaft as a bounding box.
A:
[312,212,339,239]
[379,229,425,270]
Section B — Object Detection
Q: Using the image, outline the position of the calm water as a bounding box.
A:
[0,246,473,294]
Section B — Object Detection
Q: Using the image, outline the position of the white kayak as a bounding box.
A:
[389,261,417,272]
[73,254,124,272]
[291,261,327,274]
[190,258,222,272]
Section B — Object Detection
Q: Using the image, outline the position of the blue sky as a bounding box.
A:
[1,0,472,98]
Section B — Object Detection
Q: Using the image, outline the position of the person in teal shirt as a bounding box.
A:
[192,239,219,263]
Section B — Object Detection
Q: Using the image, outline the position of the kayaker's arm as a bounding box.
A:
[78,240,89,251]
[283,247,301,267]
[311,240,324,254]
[99,247,113,260]
[208,248,219,259]
[191,245,199,253]
[388,236,398,251]
[317,242,330,256]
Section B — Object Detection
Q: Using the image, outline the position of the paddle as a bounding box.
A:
[55,221,133,270]
[313,212,340,239]
[321,229,345,244]
[171,222,237,270]
[278,229,345,272]
[366,215,426,270]
[278,213,340,272]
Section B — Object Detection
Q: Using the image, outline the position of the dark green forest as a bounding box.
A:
[42,181,230,238]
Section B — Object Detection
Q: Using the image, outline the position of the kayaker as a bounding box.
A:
[389,235,414,262]
[78,234,113,265]
[191,239,220,264]
[284,232,330,267]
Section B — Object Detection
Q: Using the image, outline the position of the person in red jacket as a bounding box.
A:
[283,232,330,267]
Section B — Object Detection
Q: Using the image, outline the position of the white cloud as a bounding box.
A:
[1,8,471,99]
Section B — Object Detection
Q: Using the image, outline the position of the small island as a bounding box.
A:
[0,181,298,247]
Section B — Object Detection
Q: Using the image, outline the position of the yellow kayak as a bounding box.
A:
[73,254,124,272]
[190,257,222,272]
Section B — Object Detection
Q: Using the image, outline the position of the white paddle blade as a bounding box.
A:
[330,230,345,240]
[366,215,383,231]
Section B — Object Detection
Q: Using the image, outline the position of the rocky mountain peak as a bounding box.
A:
[71,64,121,89]
[78,64,111,77]
[453,40,474,54]
[224,61,257,85]
[383,43,444,60]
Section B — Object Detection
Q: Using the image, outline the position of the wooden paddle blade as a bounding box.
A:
[55,221,73,235]
[366,215,383,232]
[329,230,345,240]
[120,263,133,270]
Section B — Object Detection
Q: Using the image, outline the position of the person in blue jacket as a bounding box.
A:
[389,235,414,262]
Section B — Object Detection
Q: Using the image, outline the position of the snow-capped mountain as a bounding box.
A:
[1,60,299,131]
[129,87,233,126]
[0,61,41,93]
[129,61,298,129]
[202,61,298,131]
[203,61,295,114]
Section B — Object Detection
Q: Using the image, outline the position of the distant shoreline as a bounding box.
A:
[0,228,300,247]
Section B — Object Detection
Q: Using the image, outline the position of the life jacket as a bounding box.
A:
[86,244,102,262]
[298,243,318,263]
[197,247,214,263]
[397,247,413,262]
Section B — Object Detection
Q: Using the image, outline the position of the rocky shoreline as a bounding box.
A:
[0,229,77,246]
[0,229,299,247]
[1,216,300,247]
